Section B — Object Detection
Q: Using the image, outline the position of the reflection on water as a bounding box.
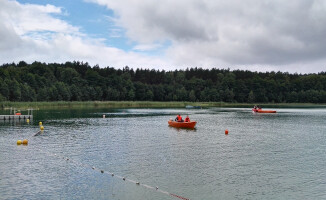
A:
[1,108,326,200]
[168,126,197,132]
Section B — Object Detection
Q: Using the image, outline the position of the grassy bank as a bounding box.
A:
[1,101,326,110]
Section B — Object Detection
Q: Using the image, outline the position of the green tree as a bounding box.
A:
[200,88,210,102]
[0,93,5,101]
[247,90,255,103]
[0,78,9,99]
[69,84,82,101]
[37,88,49,101]
[9,79,21,101]
[48,86,59,101]
[176,87,187,101]
[208,88,220,102]
[20,84,36,101]
[223,88,235,102]
[0,61,325,103]
[189,90,196,102]
[126,89,135,100]
[94,86,104,100]
[153,84,164,101]
[145,89,154,100]
[288,91,298,103]
[106,87,120,100]
[60,68,80,84]
[55,82,71,101]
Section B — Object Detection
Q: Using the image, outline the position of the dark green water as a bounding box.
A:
[0,108,325,199]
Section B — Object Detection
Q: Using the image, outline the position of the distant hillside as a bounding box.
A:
[0,61,325,103]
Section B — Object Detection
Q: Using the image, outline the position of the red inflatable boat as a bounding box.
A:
[252,108,276,113]
[168,120,197,129]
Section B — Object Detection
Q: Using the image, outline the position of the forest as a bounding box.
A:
[0,61,326,103]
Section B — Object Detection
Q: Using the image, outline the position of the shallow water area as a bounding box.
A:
[1,107,326,199]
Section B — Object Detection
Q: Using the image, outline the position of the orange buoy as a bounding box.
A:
[22,139,28,145]
[225,129,229,135]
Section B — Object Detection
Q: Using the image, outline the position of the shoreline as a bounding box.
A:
[1,101,326,110]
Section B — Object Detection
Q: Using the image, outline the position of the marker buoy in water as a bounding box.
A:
[26,119,30,123]
[39,122,42,126]
[17,140,22,145]
[22,139,28,145]
[225,129,229,135]
[40,126,44,131]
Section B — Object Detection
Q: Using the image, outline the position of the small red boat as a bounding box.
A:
[168,120,197,129]
[252,108,276,113]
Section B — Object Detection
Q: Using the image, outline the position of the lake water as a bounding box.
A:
[0,108,325,200]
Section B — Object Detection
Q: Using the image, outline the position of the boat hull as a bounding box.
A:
[168,120,197,129]
[258,110,276,113]
[252,109,276,113]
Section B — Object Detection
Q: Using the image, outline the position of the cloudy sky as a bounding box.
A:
[1,0,326,73]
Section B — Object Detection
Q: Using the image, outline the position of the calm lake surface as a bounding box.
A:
[1,108,326,200]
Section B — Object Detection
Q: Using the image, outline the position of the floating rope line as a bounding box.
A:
[54,152,190,200]
[29,128,190,200]
[111,172,115,197]
[170,193,191,200]
[33,130,43,137]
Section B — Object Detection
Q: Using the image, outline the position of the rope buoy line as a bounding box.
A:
[171,193,191,200]
[33,130,43,137]
[26,126,190,200]
[49,151,189,200]
[62,153,188,199]
[17,128,44,145]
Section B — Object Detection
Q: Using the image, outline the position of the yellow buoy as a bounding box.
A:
[17,140,22,145]
[39,122,42,126]
[22,139,28,145]
[40,126,44,130]
[26,119,30,123]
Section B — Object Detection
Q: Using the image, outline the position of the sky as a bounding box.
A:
[1,0,326,73]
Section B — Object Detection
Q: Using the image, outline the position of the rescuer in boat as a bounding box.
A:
[175,115,179,121]
[253,105,262,112]
[175,115,183,122]
[184,115,190,122]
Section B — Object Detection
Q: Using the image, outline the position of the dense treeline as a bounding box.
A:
[0,61,326,103]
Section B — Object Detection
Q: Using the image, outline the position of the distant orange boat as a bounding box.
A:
[168,120,197,129]
[252,108,276,113]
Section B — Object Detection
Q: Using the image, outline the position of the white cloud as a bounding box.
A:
[0,0,169,68]
[133,43,163,51]
[89,0,326,72]
[1,0,326,73]
[3,1,77,35]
